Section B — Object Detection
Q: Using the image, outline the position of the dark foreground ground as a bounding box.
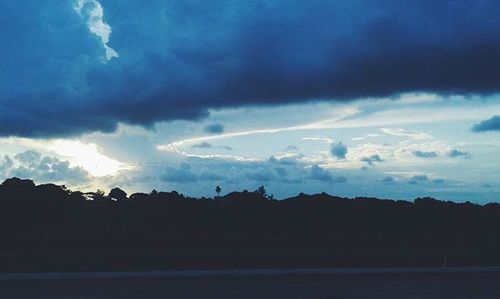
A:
[2,270,500,299]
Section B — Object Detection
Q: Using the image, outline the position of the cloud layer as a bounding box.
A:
[3,1,500,137]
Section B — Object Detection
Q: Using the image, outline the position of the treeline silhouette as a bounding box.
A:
[1,177,500,272]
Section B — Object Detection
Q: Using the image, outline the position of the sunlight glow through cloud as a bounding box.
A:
[51,140,129,177]
[0,138,129,177]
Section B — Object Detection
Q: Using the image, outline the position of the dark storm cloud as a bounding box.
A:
[413,150,438,158]
[472,115,500,132]
[4,1,500,137]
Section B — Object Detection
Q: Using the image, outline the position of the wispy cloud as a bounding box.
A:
[380,128,432,140]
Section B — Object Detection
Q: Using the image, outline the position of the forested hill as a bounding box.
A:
[0,177,500,272]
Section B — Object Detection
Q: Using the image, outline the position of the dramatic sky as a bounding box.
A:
[1,0,500,202]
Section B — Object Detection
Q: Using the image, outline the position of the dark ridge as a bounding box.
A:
[0,177,499,272]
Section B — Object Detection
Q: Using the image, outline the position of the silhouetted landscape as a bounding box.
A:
[1,177,499,273]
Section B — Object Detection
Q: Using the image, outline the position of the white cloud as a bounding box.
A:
[51,140,131,177]
[74,0,118,60]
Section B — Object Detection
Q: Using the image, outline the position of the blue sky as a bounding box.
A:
[1,0,499,202]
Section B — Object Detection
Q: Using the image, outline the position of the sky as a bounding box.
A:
[1,0,499,202]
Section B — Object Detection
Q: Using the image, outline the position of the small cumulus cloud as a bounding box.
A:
[330,142,348,160]
[361,154,384,165]
[284,145,300,151]
[204,123,225,134]
[448,149,471,159]
[472,115,500,132]
[409,174,429,184]
[382,176,395,183]
[413,150,438,158]
[413,175,429,181]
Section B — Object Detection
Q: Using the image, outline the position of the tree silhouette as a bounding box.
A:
[0,176,499,271]
[109,187,127,201]
[256,185,266,198]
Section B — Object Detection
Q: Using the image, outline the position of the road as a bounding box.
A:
[2,269,500,298]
